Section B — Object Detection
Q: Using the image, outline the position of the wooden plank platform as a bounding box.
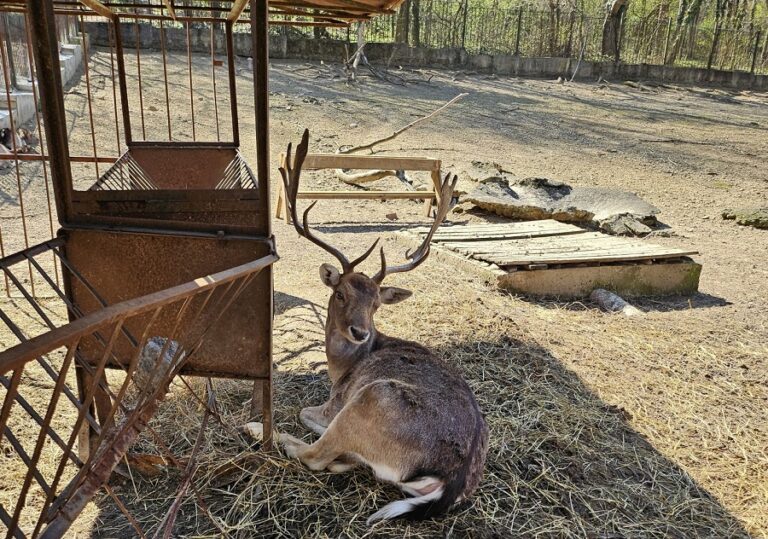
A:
[407,220,702,297]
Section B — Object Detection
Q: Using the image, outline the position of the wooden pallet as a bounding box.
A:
[408,220,702,298]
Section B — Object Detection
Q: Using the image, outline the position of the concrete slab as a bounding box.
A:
[466,176,660,234]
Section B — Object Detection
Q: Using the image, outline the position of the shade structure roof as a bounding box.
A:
[0,0,406,25]
[272,0,405,19]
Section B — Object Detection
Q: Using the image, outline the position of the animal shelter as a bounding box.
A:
[0,1,403,536]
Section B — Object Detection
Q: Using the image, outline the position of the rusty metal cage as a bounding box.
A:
[0,238,276,537]
[1,1,277,536]
[0,0,404,536]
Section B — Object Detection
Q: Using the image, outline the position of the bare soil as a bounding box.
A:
[1,50,767,537]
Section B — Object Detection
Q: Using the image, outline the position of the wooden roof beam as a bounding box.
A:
[78,0,114,17]
[227,0,249,22]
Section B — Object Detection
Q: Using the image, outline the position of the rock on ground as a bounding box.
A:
[722,208,768,229]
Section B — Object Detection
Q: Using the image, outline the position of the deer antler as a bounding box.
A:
[279,129,379,274]
[372,173,457,284]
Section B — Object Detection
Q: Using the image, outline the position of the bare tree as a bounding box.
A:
[396,0,411,44]
[602,0,628,61]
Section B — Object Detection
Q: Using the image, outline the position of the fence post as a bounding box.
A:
[461,0,468,49]
[1,14,17,88]
[751,30,762,74]
[662,17,672,65]
[514,7,522,55]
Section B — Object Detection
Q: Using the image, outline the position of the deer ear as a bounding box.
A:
[380,286,412,304]
[319,263,341,287]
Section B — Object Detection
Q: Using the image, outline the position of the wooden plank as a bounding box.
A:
[303,154,440,171]
[296,190,436,200]
[429,228,697,266]
[414,220,586,241]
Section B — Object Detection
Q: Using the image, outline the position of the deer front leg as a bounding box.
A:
[299,405,332,435]
[281,433,343,471]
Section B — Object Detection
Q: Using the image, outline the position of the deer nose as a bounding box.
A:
[349,326,370,343]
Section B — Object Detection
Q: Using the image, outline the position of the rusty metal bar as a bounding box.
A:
[0,369,23,446]
[24,13,60,287]
[7,341,78,537]
[0,17,35,296]
[225,20,239,145]
[134,15,145,139]
[0,227,8,296]
[26,0,74,224]
[3,427,53,499]
[41,322,127,524]
[0,504,25,539]
[108,21,123,154]
[252,0,270,235]
[185,20,196,141]
[79,14,101,179]
[211,21,221,141]
[159,18,172,140]
[0,375,83,468]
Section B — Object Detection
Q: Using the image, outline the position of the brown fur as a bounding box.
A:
[281,272,489,521]
[278,129,486,522]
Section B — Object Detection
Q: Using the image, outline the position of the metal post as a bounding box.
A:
[113,17,132,145]
[25,0,73,224]
[225,21,239,146]
[751,30,762,74]
[514,7,522,55]
[251,0,270,233]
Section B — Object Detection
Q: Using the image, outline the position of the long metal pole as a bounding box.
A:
[250,0,272,450]
[26,0,73,224]
[252,0,269,234]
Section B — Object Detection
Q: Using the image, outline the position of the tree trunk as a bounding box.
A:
[395,0,411,44]
[665,0,703,65]
[412,0,421,47]
[707,0,726,70]
[601,0,628,61]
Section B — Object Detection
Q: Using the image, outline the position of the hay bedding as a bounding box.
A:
[89,290,750,539]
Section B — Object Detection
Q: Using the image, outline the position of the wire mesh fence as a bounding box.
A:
[275,4,768,75]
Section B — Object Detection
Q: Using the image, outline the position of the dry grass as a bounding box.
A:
[85,239,763,537]
[2,49,767,538]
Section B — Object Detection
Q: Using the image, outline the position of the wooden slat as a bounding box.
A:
[414,220,585,241]
[296,190,435,200]
[303,153,440,171]
[415,221,698,267]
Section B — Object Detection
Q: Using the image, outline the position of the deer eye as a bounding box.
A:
[334,291,345,301]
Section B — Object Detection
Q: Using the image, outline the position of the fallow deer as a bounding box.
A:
[275,130,489,524]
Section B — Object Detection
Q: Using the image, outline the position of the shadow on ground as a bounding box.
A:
[88,293,749,538]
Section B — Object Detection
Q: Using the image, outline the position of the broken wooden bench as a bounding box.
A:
[275,153,444,221]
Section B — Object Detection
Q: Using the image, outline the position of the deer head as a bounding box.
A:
[279,129,457,348]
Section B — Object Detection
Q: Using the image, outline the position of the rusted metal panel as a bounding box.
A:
[63,228,274,379]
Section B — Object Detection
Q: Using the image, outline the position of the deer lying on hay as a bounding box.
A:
[274,130,488,524]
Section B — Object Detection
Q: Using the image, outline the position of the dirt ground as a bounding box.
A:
[1,48,767,537]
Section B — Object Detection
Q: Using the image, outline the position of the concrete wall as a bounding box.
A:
[1,36,87,130]
[85,22,768,91]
